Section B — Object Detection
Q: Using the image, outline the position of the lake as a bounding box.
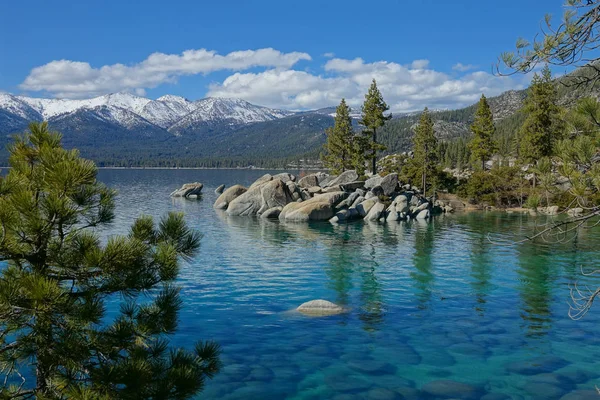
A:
[98,168,600,400]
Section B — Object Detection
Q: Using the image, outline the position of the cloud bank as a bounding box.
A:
[19,48,526,112]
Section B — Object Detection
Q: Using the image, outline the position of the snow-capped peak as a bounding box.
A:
[157,94,191,104]
[1,92,294,132]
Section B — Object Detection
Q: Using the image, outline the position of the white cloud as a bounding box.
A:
[209,57,525,112]
[19,49,527,112]
[323,52,335,58]
[411,59,430,69]
[20,48,312,98]
[452,63,478,72]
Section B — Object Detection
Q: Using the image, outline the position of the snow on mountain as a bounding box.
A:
[0,92,295,136]
[167,97,293,135]
[139,95,197,128]
[18,92,152,120]
[0,93,42,121]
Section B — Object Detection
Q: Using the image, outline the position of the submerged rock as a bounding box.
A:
[170,182,203,198]
[297,299,344,316]
[421,379,482,400]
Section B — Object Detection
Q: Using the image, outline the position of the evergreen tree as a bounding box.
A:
[360,79,392,175]
[468,94,498,170]
[0,122,220,399]
[412,108,438,196]
[322,99,356,174]
[518,66,564,163]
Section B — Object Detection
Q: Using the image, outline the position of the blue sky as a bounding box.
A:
[0,0,568,112]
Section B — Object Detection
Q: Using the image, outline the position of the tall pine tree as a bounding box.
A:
[322,99,356,174]
[0,122,220,399]
[518,65,564,163]
[360,79,392,175]
[412,108,438,196]
[468,94,498,170]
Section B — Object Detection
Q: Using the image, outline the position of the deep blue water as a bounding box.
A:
[98,169,600,400]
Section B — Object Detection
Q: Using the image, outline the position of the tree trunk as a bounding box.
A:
[372,129,377,175]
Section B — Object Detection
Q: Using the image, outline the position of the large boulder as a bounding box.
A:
[274,172,295,183]
[351,195,365,208]
[416,209,430,220]
[279,191,347,222]
[380,173,399,196]
[329,208,361,223]
[322,170,359,188]
[249,174,274,189]
[214,185,247,209]
[356,198,377,217]
[170,182,203,198]
[393,195,410,214]
[227,179,293,216]
[364,202,386,221]
[297,300,344,316]
[260,206,283,219]
[340,181,366,192]
[365,175,383,190]
[298,172,328,189]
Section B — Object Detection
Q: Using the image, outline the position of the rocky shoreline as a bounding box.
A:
[211,171,455,223]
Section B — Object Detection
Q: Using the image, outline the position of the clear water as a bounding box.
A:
[98,169,600,400]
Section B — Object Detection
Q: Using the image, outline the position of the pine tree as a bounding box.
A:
[412,108,438,196]
[468,94,498,170]
[322,99,356,174]
[360,79,392,175]
[0,122,220,399]
[518,66,564,163]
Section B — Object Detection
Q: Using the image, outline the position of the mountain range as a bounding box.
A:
[0,66,595,167]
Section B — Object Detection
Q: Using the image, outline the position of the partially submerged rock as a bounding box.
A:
[215,184,226,194]
[279,191,347,222]
[227,179,293,216]
[297,299,344,316]
[170,182,203,198]
[214,185,247,209]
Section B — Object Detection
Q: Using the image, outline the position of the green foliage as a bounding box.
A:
[410,108,438,195]
[0,122,220,399]
[518,66,565,162]
[359,80,392,174]
[499,1,600,86]
[468,95,497,169]
[321,99,356,174]
[458,166,526,207]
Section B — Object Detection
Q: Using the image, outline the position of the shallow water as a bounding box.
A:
[98,169,600,400]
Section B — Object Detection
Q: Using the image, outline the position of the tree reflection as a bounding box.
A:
[410,220,435,310]
[516,243,554,338]
[470,233,493,315]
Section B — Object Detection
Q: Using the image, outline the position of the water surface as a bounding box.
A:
[99,169,600,400]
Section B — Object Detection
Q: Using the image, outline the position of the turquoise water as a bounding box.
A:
[99,169,600,400]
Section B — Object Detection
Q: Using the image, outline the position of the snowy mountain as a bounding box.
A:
[0,92,293,134]
[168,97,292,136]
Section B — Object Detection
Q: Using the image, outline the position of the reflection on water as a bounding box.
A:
[96,169,600,400]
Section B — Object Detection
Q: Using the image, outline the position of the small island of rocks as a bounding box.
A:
[213,170,455,223]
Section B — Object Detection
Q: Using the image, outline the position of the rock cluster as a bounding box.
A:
[170,182,203,198]
[214,171,454,222]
